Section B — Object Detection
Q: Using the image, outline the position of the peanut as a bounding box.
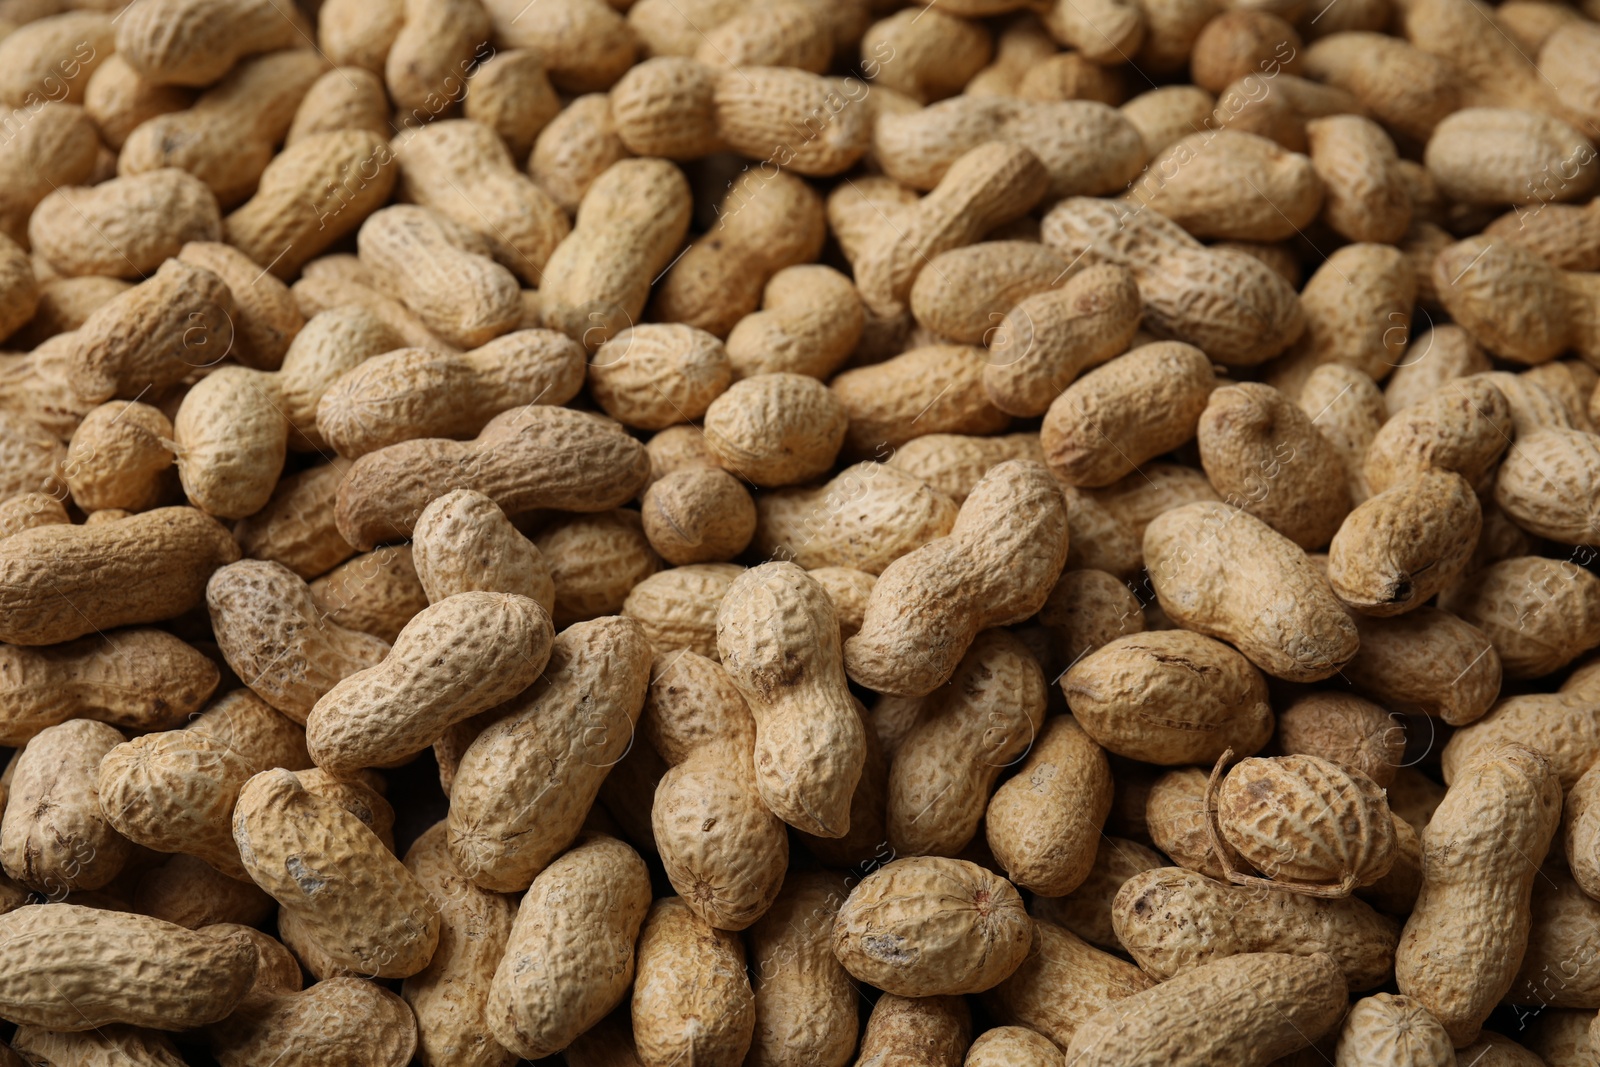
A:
[755,461,957,574]
[488,833,649,1060]
[2,718,130,892]
[1396,744,1562,1045]
[1433,237,1600,365]
[640,467,756,566]
[534,509,661,625]
[448,616,651,890]
[527,93,630,214]
[1438,556,1600,680]
[0,904,257,1030]
[1113,866,1400,989]
[833,856,1032,995]
[703,372,847,487]
[334,405,650,550]
[115,0,309,88]
[207,977,416,1067]
[0,506,238,645]
[981,918,1157,1049]
[286,67,391,146]
[233,767,440,978]
[1126,129,1324,241]
[986,715,1112,895]
[744,870,856,1067]
[847,460,1066,695]
[632,896,755,1067]
[30,169,221,279]
[1326,469,1481,615]
[621,562,743,659]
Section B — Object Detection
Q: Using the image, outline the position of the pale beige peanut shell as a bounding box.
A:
[1363,376,1512,495]
[0,904,258,1030]
[809,565,875,641]
[965,1026,1064,1067]
[1063,629,1273,766]
[1,718,130,892]
[984,263,1143,418]
[621,562,743,659]
[1147,767,1228,880]
[1112,866,1400,990]
[0,506,240,646]
[206,977,417,1067]
[1038,567,1144,665]
[745,870,857,1067]
[1065,952,1348,1066]
[1042,341,1216,488]
[725,264,863,380]
[173,366,287,520]
[412,489,554,611]
[30,169,220,279]
[97,730,257,881]
[286,66,391,145]
[1197,381,1352,550]
[1334,993,1456,1066]
[1494,428,1600,544]
[63,400,176,513]
[9,1023,189,1066]
[175,241,308,371]
[1341,608,1501,726]
[833,856,1032,996]
[114,0,309,87]
[632,896,756,1067]
[207,559,390,723]
[0,495,67,542]
[271,305,404,453]
[887,629,1047,858]
[702,373,848,487]
[1396,744,1564,1046]
[0,628,219,746]
[1505,863,1600,1010]
[908,240,1074,344]
[447,616,652,891]
[831,344,1010,455]
[487,833,648,1061]
[1298,362,1387,505]
[716,562,865,838]
[533,510,661,626]
[986,715,1112,896]
[640,467,756,566]
[754,461,957,575]
[185,689,311,773]
[309,544,430,644]
[1125,130,1324,241]
[233,768,439,979]
[981,918,1155,1051]
[885,432,1044,504]
[1327,469,1481,616]
[528,93,630,214]
[334,405,651,550]
[1145,501,1359,682]
[463,50,560,159]
[588,323,733,430]
[315,329,587,459]
[846,459,1069,697]
[306,591,552,776]
[1438,556,1600,680]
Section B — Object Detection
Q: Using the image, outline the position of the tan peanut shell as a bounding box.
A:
[306,592,551,775]
[1494,428,1600,544]
[448,616,652,891]
[9,1023,189,1066]
[1213,755,1398,895]
[286,67,390,145]
[986,715,1112,896]
[207,977,416,1067]
[1043,341,1216,488]
[66,258,235,405]
[1197,381,1352,550]
[1364,376,1512,495]
[1127,130,1324,241]
[0,103,100,246]
[83,56,195,152]
[272,305,404,452]
[632,896,756,1067]
[640,467,756,566]
[589,323,733,430]
[1396,744,1563,1046]
[965,1026,1064,1067]
[1038,567,1144,665]
[854,993,969,1067]
[1567,762,1600,901]
[725,264,863,380]
[311,544,430,643]
[888,629,1047,857]
[528,93,630,213]
[316,330,586,459]
[0,628,217,746]
[644,650,786,930]
[1113,866,1399,990]
[1145,501,1359,682]
[30,169,220,279]
[1031,836,1164,952]
[97,730,257,881]
[1335,993,1456,1066]
[539,158,691,349]
[134,860,274,935]
[412,489,553,610]
[533,509,661,626]
[1438,691,1600,795]
[1506,863,1600,1010]
[703,373,848,487]
[982,918,1155,1050]
[1342,608,1501,726]
[908,240,1073,344]
[173,366,287,520]
[745,870,856,1067]
[1328,469,1481,616]
[1276,693,1403,788]
[463,51,559,159]
[833,856,1032,996]
[488,834,649,1060]
[1064,629,1272,765]
[847,460,1068,697]
[185,689,311,773]
[1439,556,1600,680]
[885,432,1045,504]
[63,400,175,514]
[716,562,864,838]
[115,0,309,87]
[755,461,956,575]
[384,0,490,116]
[392,119,570,287]
[0,506,238,646]
[831,343,1010,454]
[1066,951,1348,1066]
[335,405,650,550]
[621,562,743,659]
[2,718,130,893]
[233,768,440,979]
[207,559,390,723]
[0,904,257,1030]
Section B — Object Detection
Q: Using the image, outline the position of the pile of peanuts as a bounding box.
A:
[1,0,1600,1062]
